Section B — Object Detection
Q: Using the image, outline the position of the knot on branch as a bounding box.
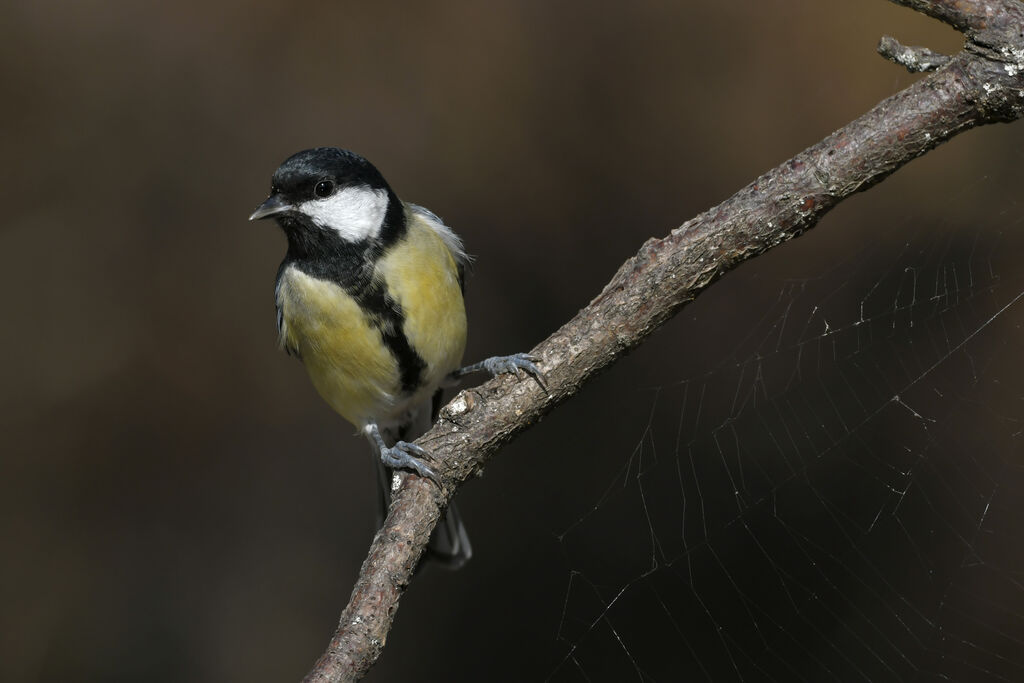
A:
[882,2,1024,119]
[878,35,952,72]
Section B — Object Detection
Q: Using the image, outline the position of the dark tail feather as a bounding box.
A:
[422,500,472,569]
[372,448,472,570]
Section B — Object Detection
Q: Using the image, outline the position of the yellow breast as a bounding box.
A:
[276,215,467,429]
[377,215,468,394]
[277,266,401,426]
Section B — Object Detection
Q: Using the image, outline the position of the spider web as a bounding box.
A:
[542,177,1024,682]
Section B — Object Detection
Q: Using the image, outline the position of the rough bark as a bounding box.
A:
[303,1,1024,680]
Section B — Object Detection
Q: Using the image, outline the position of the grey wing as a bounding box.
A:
[274,264,300,358]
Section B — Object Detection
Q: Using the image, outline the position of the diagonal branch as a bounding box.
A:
[303,1,1024,680]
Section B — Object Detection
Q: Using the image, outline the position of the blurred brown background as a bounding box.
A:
[4,1,1023,681]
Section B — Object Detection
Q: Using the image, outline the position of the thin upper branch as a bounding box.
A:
[302,1,1024,680]
[891,0,1024,31]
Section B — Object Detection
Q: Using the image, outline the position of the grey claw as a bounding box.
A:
[396,440,428,457]
[381,441,438,481]
[490,353,547,393]
[450,352,548,393]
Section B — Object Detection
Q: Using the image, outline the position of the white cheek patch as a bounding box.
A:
[298,186,389,242]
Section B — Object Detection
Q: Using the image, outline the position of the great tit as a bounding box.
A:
[250,147,540,567]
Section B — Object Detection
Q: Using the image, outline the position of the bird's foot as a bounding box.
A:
[365,424,438,482]
[452,352,547,391]
[380,441,437,481]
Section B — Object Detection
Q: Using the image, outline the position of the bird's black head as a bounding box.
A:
[249,147,405,251]
[270,147,389,201]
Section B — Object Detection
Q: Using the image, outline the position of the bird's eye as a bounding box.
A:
[314,180,335,198]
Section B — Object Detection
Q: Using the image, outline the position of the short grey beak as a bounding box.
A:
[249,194,294,221]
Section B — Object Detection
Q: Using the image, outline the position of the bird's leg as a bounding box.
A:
[448,352,547,392]
[364,423,438,482]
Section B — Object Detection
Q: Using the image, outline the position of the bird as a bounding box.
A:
[249,147,542,567]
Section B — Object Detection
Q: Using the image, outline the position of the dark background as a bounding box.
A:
[4,1,1023,681]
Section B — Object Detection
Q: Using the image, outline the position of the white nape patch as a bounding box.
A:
[298,185,389,242]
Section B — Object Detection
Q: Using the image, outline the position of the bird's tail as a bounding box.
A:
[372,456,472,568]
[373,392,472,569]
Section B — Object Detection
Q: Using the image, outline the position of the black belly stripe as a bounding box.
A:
[279,261,426,393]
[357,277,426,393]
[376,314,427,393]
